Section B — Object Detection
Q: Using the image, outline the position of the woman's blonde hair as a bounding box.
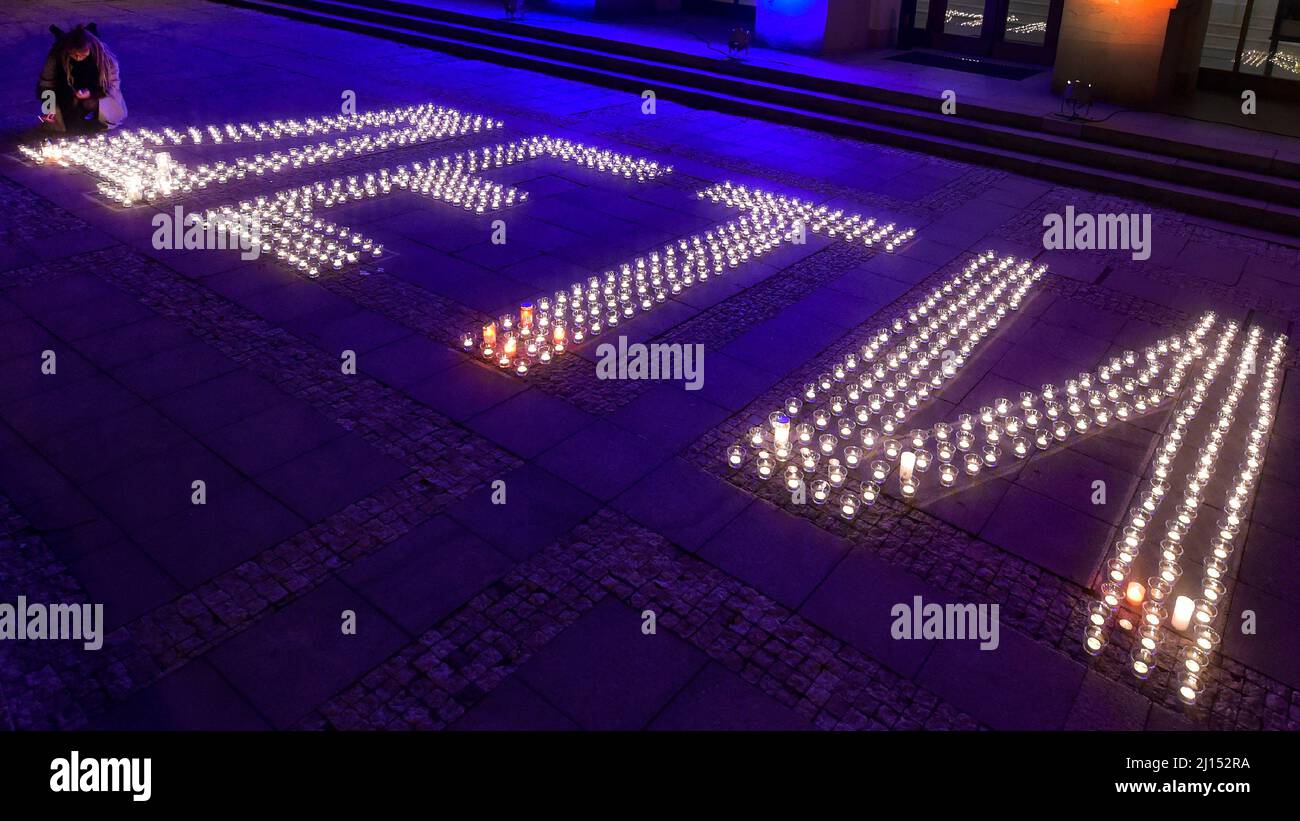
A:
[58,25,116,91]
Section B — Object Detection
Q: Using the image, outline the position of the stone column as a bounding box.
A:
[1052,0,1180,106]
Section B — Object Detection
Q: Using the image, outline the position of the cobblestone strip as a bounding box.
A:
[1037,271,1192,328]
[299,508,982,730]
[684,270,1298,729]
[0,472,460,728]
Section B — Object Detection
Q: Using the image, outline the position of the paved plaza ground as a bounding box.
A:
[0,0,1297,732]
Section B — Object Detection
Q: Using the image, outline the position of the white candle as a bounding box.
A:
[899,451,916,485]
[1171,595,1195,631]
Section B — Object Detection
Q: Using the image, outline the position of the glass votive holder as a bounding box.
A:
[1100,582,1122,609]
[963,453,982,476]
[1147,576,1170,604]
[881,416,898,435]
[1210,539,1234,561]
[933,422,952,442]
[860,481,880,506]
[755,453,775,480]
[1179,645,1209,675]
[809,479,830,505]
[1203,557,1228,581]
[978,406,996,425]
[859,427,879,448]
[984,424,1002,444]
[957,413,974,433]
[1020,391,1036,409]
[908,428,927,449]
[899,475,917,498]
[1141,600,1166,627]
[1088,601,1111,627]
[726,444,745,469]
[818,433,838,455]
[837,419,855,439]
[982,444,1001,466]
[1201,578,1226,604]
[939,462,957,487]
[936,440,955,462]
[1137,623,1162,652]
[800,449,819,473]
[827,460,847,487]
[1159,539,1182,563]
[1130,647,1156,680]
[796,423,815,444]
[748,426,765,448]
[1157,560,1181,584]
[1191,624,1220,653]
[813,409,831,429]
[914,449,932,472]
[839,493,859,520]
[1176,671,1204,704]
[1083,625,1107,656]
[869,460,891,483]
[783,466,803,492]
[956,430,975,451]
[882,438,901,460]
[843,446,863,469]
[785,397,803,416]
[1193,599,1216,626]
[1052,420,1069,441]
[1034,430,1050,450]
[1004,416,1021,436]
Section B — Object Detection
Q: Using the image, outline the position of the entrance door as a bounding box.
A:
[902,0,1065,65]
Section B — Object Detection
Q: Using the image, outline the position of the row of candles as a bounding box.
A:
[724,252,1044,516]
[1180,332,1286,703]
[464,214,788,374]
[21,104,500,207]
[205,137,671,277]
[36,103,470,151]
[1084,320,1288,706]
[923,319,1197,494]
[462,190,914,375]
[699,181,917,251]
[1084,314,1229,671]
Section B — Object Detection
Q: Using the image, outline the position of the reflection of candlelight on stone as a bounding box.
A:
[1171,595,1195,631]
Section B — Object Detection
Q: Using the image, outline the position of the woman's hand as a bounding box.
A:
[74,88,90,100]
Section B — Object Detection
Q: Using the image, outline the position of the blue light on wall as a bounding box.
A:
[756,0,832,52]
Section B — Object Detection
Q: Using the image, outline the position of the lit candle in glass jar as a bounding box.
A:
[771,413,791,449]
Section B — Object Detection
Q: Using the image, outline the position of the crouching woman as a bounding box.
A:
[37,24,127,133]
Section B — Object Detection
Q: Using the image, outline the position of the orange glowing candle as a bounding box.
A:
[1125,581,1145,607]
[503,335,517,356]
[483,322,497,348]
[519,301,534,328]
[553,325,565,344]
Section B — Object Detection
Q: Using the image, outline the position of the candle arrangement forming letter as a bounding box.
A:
[22,103,504,205]
[468,188,914,374]
[199,136,673,279]
[726,251,1042,502]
